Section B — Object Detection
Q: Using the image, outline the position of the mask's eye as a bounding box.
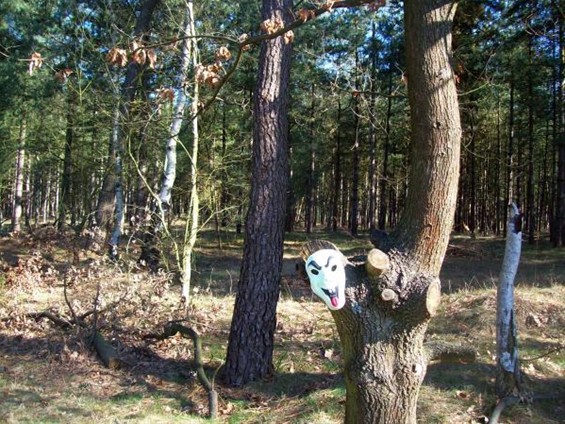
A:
[331,265,337,271]
[310,269,319,275]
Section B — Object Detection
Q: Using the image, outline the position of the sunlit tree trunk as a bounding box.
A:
[223,0,292,386]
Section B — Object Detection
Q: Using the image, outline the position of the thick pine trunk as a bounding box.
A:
[223,0,292,386]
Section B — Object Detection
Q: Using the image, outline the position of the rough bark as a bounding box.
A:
[310,1,461,422]
[223,0,292,386]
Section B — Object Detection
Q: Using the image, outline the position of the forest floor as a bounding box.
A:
[0,226,564,423]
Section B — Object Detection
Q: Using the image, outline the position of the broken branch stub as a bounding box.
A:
[365,248,390,278]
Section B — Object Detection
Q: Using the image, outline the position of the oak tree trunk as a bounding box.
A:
[323,1,462,422]
[223,0,292,386]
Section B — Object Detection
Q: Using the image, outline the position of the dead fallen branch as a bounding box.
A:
[27,310,74,329]
[91,331,122,370]
[153,321,218,419]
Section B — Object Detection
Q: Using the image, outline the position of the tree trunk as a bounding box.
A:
[505,79,515,238]
[332,98,342,232]
[181,0,200,303]
[552,11,565,247]
[526,35,535,244]
[306,83,316,234]
[96,0,160,251]
[223,0,292,386]
[314,1,461,422]
[368,24,378,232]
[138,1,194,272]
[350,52,360,236]
[58,86,76,231]
[378,73,393,230]
[108,107,125,259]
[495,203,523,397]
[11,115,26,234]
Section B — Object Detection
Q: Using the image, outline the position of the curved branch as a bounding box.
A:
[162,322,218,419]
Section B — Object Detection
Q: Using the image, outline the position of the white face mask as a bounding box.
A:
[305,249,346,310]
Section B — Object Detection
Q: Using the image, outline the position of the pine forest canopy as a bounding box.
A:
[0,0,563,248]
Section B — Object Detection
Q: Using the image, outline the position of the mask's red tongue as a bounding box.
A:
[330,296,339,307]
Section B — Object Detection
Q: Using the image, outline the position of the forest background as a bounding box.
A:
[1,0,564,244]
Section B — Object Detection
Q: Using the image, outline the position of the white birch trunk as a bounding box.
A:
[156,6,193,221]
[12,116,26,233]
[495,202,523,397]
[181,0,200,304]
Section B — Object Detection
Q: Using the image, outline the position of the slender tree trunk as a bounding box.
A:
[368,24,378,232]
[505,80,515,238]
[526,35,535,244]
[11,115,26,234]
[285,142,295,232]
[553,11,565,247]
[350,53,360,236]
[306,84,316,233]
[378,73,393,230]
[58,87,76,231]
[181,0,200,303]
[332,98,342,232]
[108,107,125,259]
[496,96,502,235]
[315,2,461,422]
[495,203,523,397]
[223,0,292,386]
[97,0,160,254]
[139,1,194,272]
